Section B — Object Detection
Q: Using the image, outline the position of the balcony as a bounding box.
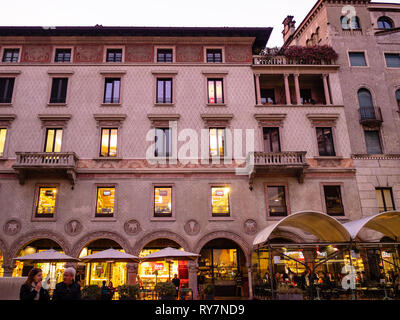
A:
[253,55,334,66]
[13,152,78,185]
[359,107,383,126]
[248,151,308,188]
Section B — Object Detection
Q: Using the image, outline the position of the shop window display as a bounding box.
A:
[154,187,172,217]
[96,187,115,216]
[211,187,230,216]
[36,187,57,216]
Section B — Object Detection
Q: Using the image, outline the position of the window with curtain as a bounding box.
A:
[156,78,173,103]
[100,128,118,157]
[44,128,63,153]
[207,79,224,104]
[103,78,120,103]
[263,127,281,153]
[365,130,382,154]
[155,128,172,157]
[209,128,225,157]
[316,127,336,156]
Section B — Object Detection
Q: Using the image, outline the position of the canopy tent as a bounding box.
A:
[343,211,400,241]
[79,248,139,263]
[140,247,198,261]
[253,211,351,246]
[13,249,79,263]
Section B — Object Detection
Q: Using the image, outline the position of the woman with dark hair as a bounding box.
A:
[20,268,50,301]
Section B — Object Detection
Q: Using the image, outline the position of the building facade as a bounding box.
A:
[0,0,398,300]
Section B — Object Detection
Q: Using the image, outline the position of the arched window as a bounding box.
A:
[396,89,400,109]
[341,16,361,30]
[378,16,393,30]
[358,88,374,108]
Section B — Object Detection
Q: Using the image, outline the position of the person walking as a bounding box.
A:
[52,267,81,301]
[20,268,50,301]
[101,280,111,300]
[172,274,180,298]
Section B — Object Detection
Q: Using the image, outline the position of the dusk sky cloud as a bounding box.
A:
[0,0,398,47]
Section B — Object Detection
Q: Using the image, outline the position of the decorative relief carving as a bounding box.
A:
[3,219,21,236]
[225,45,252,63]
[184,220,200,236]
[21,45,51,63]
[176,45,203,62]
[125,44,153,62]
[64,220,82,236]
[244,219,257,235]
[124,220,141,235]
[74,45,103,63]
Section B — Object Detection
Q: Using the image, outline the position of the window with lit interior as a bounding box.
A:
[154,187,172,217]
[96,187,115,217]
[211,187,230,217]
[35,187,57,217]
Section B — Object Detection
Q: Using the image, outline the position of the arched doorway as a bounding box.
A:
[78,239,127,287]
[13,239,65,286]
[138,238,189,289]
[198,238,248,298]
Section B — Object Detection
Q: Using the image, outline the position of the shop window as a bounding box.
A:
[155,128,172,157]
[2,48,19,62]
[157,49,173,63]
[266,186,287,217]
[377,17,393,30]
[263,127,281,153]
[349,52,367,66]
[260,89,275,104]
[0,78,15,103]
[156,78,173,103]
[154,187,172,217]
[211,186,230,216]
[106,49,123,62]
[44,128,63,153]
[376,188,395,213]
[96,187,115,217]
[100,128,118,157]
[49,78,68,103]
[206,49,223,63]
[103,78,120,103]
[324,185,345,216]
[35,187,57,217]
[209,128,225,157]
[385,53,400,68]
[0,128,7,157]
[365,130,382,154]
[316,127,336,156]
[54,48,71,62]
[207,78,224,104]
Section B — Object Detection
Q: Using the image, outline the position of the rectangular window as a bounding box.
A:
[365,130,382,154]
[263,127,281,153]
[349,52,367,66]
[100,128,118,157]
[207,79,224,104]
[324,185,344,216]
[54,49,71,62]
[155,128,172,157]
[154,187,172,217]
[385,53,400,68]
[103,78,121,103]
[209,128,225,157]
[267,186,287,216]
[316,127,336,156]
[106,49,123,62]
[0,128,7,157]
[300,89,313,104]
[261,89,276,104]
[44,128,63,153]
[2,49,19,62]
[0,78,15,103]
[36,187,57,217]
[156,78,173,103]
[96,187,115,217]
[376,188,395,213]
[211,187,230,217]
[157,49,173,63]
[49,78,68,104]
[206,49,223,63]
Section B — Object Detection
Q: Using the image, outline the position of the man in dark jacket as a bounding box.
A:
[52,267,81,301]
[172,274,180,298]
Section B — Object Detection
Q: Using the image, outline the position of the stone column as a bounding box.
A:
[255,73,261,105]
[322,74,332,105]
[283,73,291,105]
[188,260,198,300]
[247,263,253,300]
[294,73,301,105]
[2,265,14,277]
[127,262,139,285]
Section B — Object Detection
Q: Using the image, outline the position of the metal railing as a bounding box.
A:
[359,106,383,123]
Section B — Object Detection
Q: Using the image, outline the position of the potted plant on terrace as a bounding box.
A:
[81,285,102,300]
[118,284,140,300]
[155,282,176,300]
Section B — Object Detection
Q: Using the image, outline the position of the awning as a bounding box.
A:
[79,248,139,263]
[13,249,79,263]
[253,211,351,246]
[343,211,400,241]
